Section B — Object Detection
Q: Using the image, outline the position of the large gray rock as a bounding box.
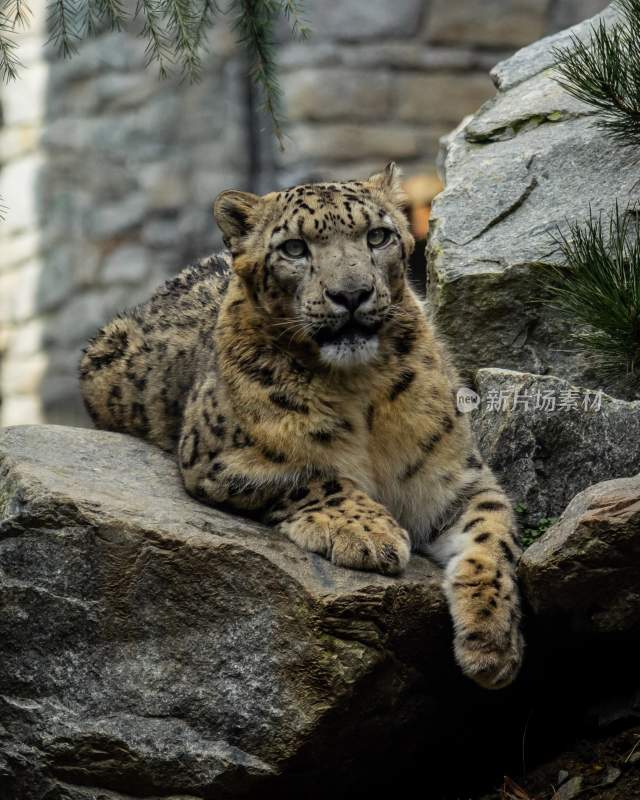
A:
[427,4,638,393]
[2,424,640,798]
[472,369,640,526]
[521,473,640,634]
[0,425,452,799]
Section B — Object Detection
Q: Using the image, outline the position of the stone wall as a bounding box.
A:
[0,1,249,426]
[272,0,608,186]
[0,0,608,427]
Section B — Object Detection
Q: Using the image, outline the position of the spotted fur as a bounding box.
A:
[79,163,523,689]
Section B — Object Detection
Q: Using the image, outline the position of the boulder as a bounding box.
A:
[471,369,640,525]
[0,424,453,799]
[427,3,640,394]
[2,424,640,799]
[521,473,640,634]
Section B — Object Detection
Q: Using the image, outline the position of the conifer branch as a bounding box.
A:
[553,0,640,147]
[231,0,284,147]
[47,0,82,58]
[280,0,309,39]
[135,0,174,78]
[543,204,640,381]
[81,0,126,37]
[0,0,31,82]
[159,0,201,80]
[0,0,310,163]
[192,0,218,51]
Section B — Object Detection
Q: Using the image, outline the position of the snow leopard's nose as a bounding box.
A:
[324,286,374,313]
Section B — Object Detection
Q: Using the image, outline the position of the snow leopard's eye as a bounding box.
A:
[367,228,392,248]
[280,239,309,259]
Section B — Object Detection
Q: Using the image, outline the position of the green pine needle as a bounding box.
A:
[0,0,311,220]
[231,0,284,148]
[47,0,83,59]
[0,24,21,83]
[81,0,126,37]
[0,0,310,182]
[135,0,175,78]
[192,0,219,51]
[543,204,640,381]
[6,0,31,28]
[0,0,31,82]
[553,0,640,147]
[280,0,310,39]
[159,0,202,80]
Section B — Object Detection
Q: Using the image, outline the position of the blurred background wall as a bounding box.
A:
[0,0,608,428]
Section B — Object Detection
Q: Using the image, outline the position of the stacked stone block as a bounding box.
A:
[0,1,248,425]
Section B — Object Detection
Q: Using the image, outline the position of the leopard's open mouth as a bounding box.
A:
[313,319,382,347]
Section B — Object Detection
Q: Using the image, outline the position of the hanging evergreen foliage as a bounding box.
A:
[0,0,310,146]
[544,204,640,382]
[553,0,640,147]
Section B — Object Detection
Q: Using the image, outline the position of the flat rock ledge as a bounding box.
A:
[2,424,640,799]
[0,425,450,800]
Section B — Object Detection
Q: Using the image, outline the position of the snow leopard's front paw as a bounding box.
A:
[447,554,523,689]
[278,490,410,576]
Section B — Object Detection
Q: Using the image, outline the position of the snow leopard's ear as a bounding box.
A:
[367,162,407,209]
[213,190,262,248]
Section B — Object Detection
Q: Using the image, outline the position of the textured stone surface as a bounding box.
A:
[101,244,150,284]
[277,123,425,166]
[550,0,616,32]
[303,0,426,41]
[274,1,608,184]
[0,425,453,799]
[0,2,247,429]
[427,3,634,392]
[278,41,509,73]
[3,423,640,797]
[521,474,640,634]
[281,68,393,121]
[426,0,549,47]
[472,370,640,526]
[464,71,592,141]
[396,72,494,124]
